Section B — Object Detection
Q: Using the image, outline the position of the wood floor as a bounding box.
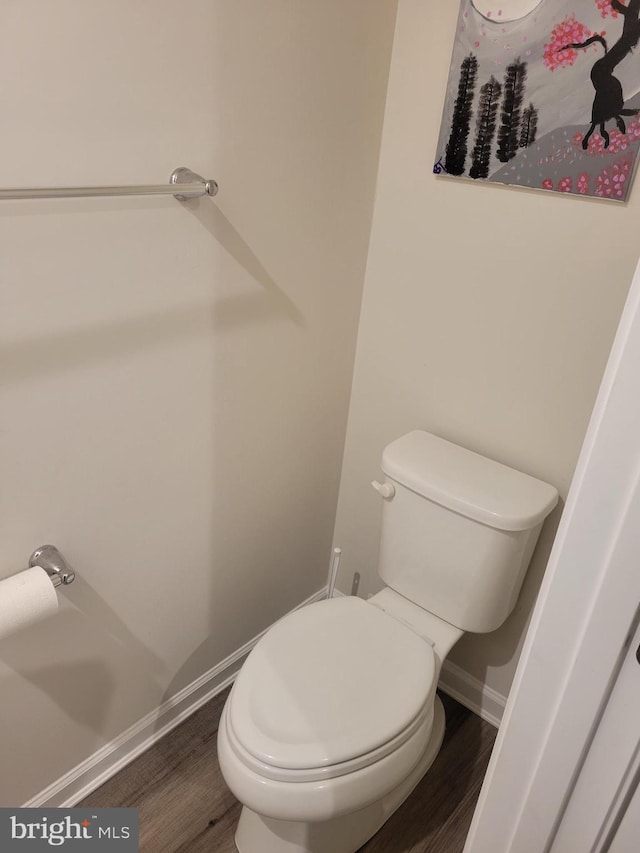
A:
[79,688,496,853]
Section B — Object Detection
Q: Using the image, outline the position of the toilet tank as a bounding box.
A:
[376,431,558,633]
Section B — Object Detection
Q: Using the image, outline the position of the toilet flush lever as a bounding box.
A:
[372,480,395,500]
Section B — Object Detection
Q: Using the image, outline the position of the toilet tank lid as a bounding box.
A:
[381,431,558,532]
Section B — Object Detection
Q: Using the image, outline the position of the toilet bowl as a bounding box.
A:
[217,430,559,853]
[217,594,457,853]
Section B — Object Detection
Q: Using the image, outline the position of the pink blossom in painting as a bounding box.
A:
[541,178,554,190]
[573,115,640,155]
[573,128,627,154]
[595,160,631,198]
[557,176,573,192]
[543,16,600,70]
[577,173,591,194]
[630,117,640,141]
[594,0,619,18]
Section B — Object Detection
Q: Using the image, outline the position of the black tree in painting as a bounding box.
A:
[519,104,539,148]
[558,0,640,149]
[470,76,502,179]
[445,54,478,175]
[496,60,528,162]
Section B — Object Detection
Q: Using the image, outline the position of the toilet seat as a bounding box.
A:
[227,596,437,782]
[226,697,434,783]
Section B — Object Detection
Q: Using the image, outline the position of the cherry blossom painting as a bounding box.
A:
[434,0,640,200]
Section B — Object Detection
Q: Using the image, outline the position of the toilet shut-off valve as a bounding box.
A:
[371,480,395,500]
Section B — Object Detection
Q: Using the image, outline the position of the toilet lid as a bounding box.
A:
[229,596,436,772]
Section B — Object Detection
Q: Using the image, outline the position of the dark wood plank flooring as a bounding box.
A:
[80,688,496,852]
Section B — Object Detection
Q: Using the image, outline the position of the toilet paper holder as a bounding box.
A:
[28,545,76,588]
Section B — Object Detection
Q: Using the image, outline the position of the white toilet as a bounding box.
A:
[218,430,558,853]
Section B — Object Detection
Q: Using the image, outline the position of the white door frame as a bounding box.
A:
[551,611,640,850]
[464,255,640,853]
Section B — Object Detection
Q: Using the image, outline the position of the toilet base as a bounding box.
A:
[234,695,446,853]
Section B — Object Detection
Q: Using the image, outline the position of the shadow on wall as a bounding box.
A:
[0,574,163,733]
[0,193,305,803]
[0,203,301,387]
[183,198,304,330]
[0,304,216,385]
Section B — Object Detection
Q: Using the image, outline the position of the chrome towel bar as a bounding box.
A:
[0,166,218,202]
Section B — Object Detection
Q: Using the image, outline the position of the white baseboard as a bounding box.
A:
[438,660,506,728]
[24,587,328,808]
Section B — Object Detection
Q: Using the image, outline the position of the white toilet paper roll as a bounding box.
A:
[0,566,59,641]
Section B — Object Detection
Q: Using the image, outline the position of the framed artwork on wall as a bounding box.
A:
[434,0,640,200]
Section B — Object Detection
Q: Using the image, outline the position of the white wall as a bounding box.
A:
[0,0,397,805]
[332,0,639,701]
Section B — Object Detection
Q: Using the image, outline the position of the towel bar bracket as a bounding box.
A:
[170,167,218,201]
